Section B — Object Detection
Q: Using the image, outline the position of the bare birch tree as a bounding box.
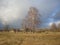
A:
[22,7,41,32]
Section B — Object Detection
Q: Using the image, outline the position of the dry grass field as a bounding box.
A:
[0,32,60,45]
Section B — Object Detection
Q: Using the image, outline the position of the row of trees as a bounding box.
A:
[1,7,60,32]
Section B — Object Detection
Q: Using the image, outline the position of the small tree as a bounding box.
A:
[57,23,60,28]
[50,23,57,31]
[57,23,60,31]
[4,24,9,32]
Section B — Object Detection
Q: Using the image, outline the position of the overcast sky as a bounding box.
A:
[0,0,60,28]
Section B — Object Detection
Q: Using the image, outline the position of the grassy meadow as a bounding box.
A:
[0,32,60,45]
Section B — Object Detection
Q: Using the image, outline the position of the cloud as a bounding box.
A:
[0,0,60,28]
[0,0,30,24]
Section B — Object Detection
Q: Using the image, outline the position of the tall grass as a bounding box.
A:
[0,32,60,45]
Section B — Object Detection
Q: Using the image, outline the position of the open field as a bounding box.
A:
[0,32,60,45]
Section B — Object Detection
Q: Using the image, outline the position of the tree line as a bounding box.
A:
[0,7,60,32]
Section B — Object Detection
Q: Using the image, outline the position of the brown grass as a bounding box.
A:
[0,32,60,45]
